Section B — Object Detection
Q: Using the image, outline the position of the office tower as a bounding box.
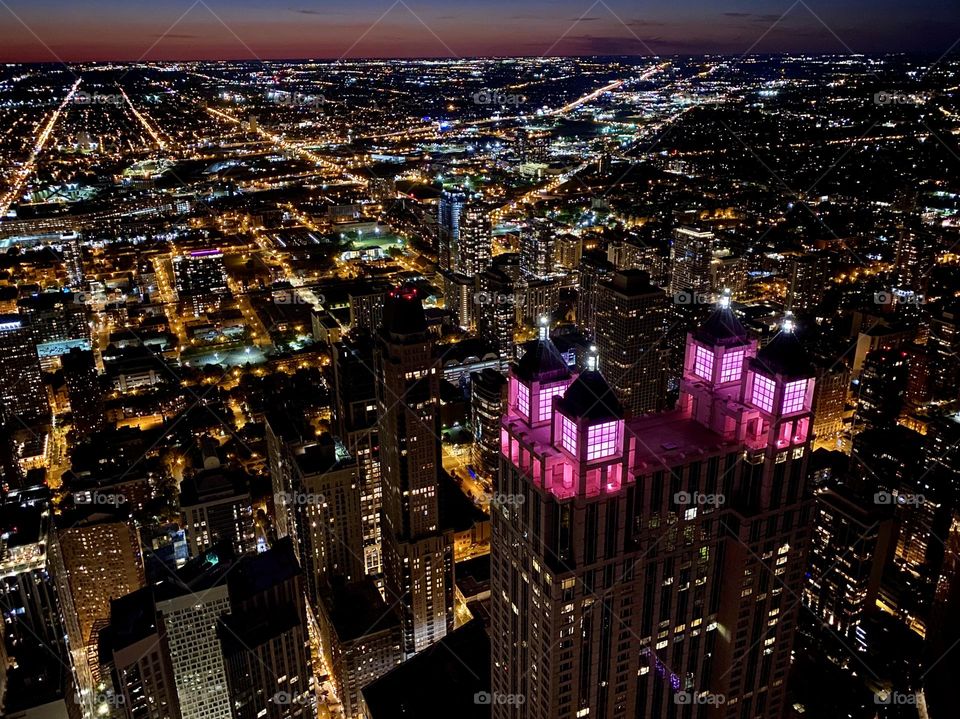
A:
[153,547,236,719]
[332,333,383,576]
[928,302,959,401]
[856,348,909,431]
[492,303,815,719]
[811,360,849,450]
[892,223,934,297]
[475,265,517,366]
[0,315,49,424]
[172,250,230,317]
[317,580,403,719]
[48,510,145,713]
[576,250,614,339]
[787,253,833,314]
[283,438,364,605]
[103,588,182,719]
[438,189,467,272]
[179,467,255,558]
[520,276,560,325]
[520,217,556,279]
[219,538,315,719]
[470,368,507,480]
[594,270,669,415]
[62,347,104,437]
[803,483,893,651]
[375,287,454,656]
[669,226,715,298]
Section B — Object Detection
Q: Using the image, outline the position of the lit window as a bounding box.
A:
[586,421,620,460]
[751,373,776,413]
[538,382,566,422]
[516,381,530,418]
[693,345,714,381]
[781,380,807,414]
[560,414,578,455]
[719,349,745,384]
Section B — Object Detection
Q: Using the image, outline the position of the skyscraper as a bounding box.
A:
[594,269,670,415]
[218,538,315,719]
[49,509,145,715]
[0,315,48,425]
[492,303,815,719]
[470,367,508,481]
[576,249,614,340]
[438,189,467,273]
[103,588,182,719]
[375,287,454,656]
[520,217,556,279]
[670,226,715,298]
[62,348,104,437]
[332,332,383,577]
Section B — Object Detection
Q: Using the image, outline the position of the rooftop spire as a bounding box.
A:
[538,315,549,341]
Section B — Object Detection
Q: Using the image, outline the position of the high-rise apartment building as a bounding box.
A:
[520,217,556,279]
[438,189,467,272]
[172,250,230,317]
[179,467,256,558]
[0,315,48,424]
[492,302,815,719]
[49,510,145,715]
[577,250,614,340]
[375,287,454,656]
[594,269,670,416]
[471,367,508,481]
[669,226,715,298]
[62,348,104,437]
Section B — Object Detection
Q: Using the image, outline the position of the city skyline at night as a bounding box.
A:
[0,2,959,719]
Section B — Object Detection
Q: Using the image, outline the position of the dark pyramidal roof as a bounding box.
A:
[514,336,571,384]
[557,369,624,421]
[693,305,749,347]
[752,328,814,378]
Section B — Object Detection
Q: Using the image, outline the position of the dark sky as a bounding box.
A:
[0,0,958,62]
